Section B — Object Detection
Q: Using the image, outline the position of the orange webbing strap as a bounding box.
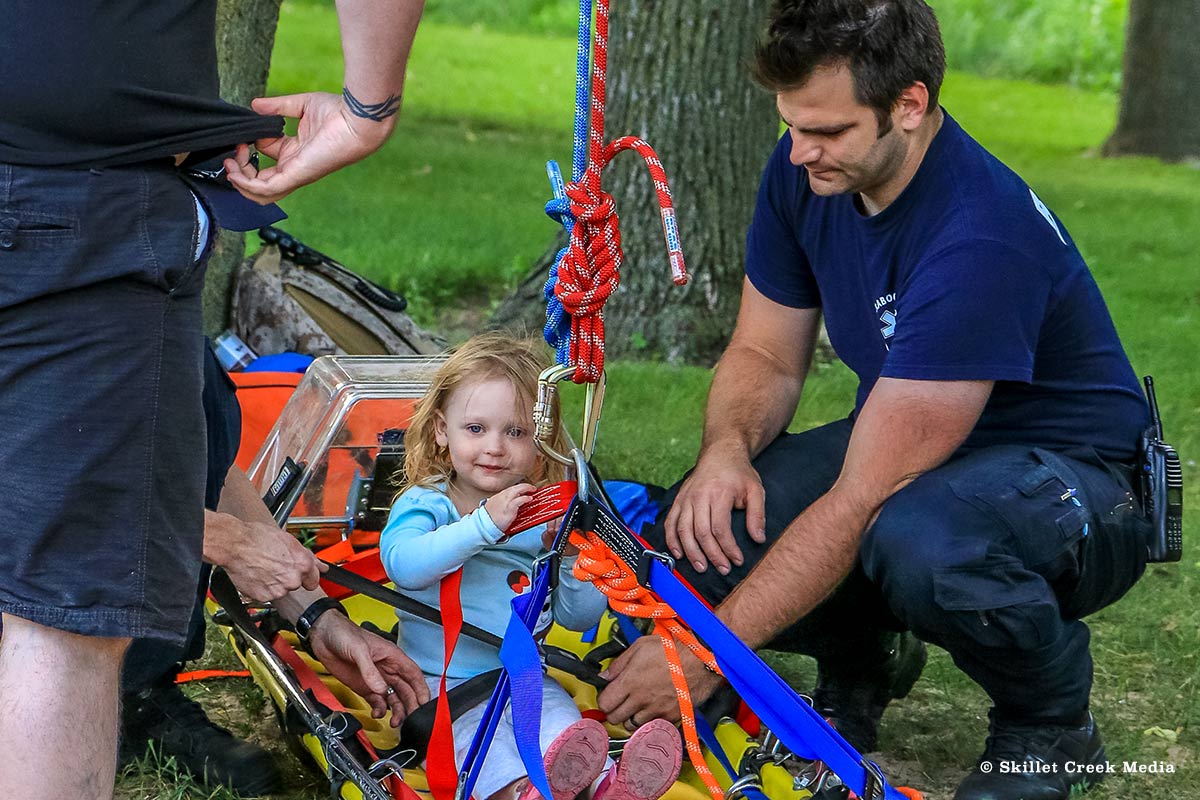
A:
[174,669,251,684]
[569,530,726,800]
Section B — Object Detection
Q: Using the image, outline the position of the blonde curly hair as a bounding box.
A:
[399,332,569,495]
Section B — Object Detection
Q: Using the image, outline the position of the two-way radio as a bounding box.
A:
[1139,376,1184,563]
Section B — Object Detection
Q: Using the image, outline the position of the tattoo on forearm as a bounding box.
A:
[342,87,402,121]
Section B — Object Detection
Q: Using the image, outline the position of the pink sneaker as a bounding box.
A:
[517,718,610,800]
[594,719,682,800]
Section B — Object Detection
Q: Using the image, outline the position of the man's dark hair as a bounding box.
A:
[753,0,946,136]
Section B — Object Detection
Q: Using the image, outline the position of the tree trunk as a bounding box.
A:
[1102,0,1200,162]
[204,0,284,336]
[492,1,778,366]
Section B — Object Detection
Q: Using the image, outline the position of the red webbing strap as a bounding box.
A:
[174,669,251,684]
[426,568,466,800]
[504,481,578,535]
[319,548,388,601]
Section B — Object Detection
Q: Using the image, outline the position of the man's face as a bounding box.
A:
[777,63,908,200]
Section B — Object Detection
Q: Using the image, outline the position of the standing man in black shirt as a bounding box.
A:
[0,3,426,797]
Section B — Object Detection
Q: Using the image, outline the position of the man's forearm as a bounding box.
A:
[700,342,805,464]
[216,466,276,526]
[716,485,874,649]
[335,0,424,113]
[274,587,325,625]
[714,377,993,648]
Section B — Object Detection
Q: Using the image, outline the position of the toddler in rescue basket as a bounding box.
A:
[380,333,682,800]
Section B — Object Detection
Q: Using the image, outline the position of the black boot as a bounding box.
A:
[811,631,927,752]
[954,711,1106,800]
[121,682,283,797]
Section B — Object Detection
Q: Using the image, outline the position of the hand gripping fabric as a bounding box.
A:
[432,487,576,800]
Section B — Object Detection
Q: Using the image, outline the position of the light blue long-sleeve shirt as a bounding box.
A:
[379,484,608,679]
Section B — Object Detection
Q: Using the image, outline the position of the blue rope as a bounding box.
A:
[543,0,593,365]
[572,0,592,183]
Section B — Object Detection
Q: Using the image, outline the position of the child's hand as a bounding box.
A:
[485,483,536,532]
[541,517,580,556]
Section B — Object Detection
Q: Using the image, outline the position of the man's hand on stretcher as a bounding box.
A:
[206,464,430,723]
[597,634,723,729]
[306,609,430,724]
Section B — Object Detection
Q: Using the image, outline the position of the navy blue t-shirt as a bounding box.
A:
[746,112,1147,462]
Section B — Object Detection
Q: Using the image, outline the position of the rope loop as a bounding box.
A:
[540,0,688,384]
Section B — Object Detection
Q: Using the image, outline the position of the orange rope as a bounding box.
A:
[569,530,725,800]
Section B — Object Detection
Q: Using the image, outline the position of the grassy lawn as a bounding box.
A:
[121,3,1198,798]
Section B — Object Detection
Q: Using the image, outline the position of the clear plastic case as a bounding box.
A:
[245,355,444,542]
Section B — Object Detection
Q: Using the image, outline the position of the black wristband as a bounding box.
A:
[294,597,348,644]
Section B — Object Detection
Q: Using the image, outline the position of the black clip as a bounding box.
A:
[860,759,885,800]
[573,501,599,534]
[536,551,562,591]
[635,549,674,589]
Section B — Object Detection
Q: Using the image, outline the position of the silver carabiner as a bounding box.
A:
[533,364,606,466]
[571,447,591,503]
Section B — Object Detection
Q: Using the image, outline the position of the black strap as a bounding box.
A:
[321,561,504,649]
[390,668,504,765]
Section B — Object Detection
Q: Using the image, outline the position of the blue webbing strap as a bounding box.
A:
[543,0,593,364]
[457,559,556,800]
[503,581,555,800]
[585,500,905,800]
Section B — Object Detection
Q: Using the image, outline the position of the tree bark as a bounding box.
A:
[492,1,779,365]
[1102,0,1200,162]
[204,0,284,336]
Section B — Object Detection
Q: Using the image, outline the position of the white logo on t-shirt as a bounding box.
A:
[1030,189,1067,245]
[875,293,897,350]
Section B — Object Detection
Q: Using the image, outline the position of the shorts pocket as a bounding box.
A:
[0,209,77,251]
[141,173,206,295]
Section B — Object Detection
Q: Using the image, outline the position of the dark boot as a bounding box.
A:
[121,682,283,797]
[954,711,1106,800]
[811,631,926,752]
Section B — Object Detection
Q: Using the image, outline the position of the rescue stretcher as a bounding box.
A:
[209,355,924,800]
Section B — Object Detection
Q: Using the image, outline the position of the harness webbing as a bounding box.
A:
[426,569,466,800]
[578,496,909,800]
[484,486,909,800]
[569,529,726,799]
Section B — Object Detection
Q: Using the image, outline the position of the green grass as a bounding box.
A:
[263,7,578,318]
[933,0,1128,92]
[293,0,1133,91]
[130,4,1200,798]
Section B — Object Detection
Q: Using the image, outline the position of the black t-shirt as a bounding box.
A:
[0,1,283,168]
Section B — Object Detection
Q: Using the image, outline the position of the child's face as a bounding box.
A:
[434,377,539,502]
